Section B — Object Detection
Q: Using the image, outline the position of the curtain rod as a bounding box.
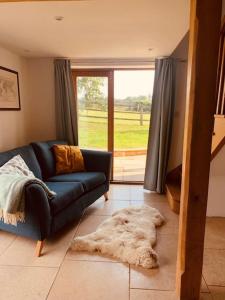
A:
[68,57,187,67]
[70,58,155,65]
[68,58,187,62]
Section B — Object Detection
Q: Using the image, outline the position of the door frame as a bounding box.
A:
[72,68,153,183]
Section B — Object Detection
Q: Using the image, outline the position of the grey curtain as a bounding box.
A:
[144,58,175,193]
[54,59,78,145]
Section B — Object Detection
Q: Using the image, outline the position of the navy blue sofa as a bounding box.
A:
[0,140,112,256]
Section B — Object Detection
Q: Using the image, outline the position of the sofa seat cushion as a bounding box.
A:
[48,172,106,192]
[45,182,84,215]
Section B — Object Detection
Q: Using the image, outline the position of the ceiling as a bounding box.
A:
[0,0,190,59]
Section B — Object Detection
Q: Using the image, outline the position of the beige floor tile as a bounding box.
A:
[47,260,129,300]
[202,276,210,293]
[0,265,57,300]
[0,222,78,267]
[108,184,130,200]
[203,249,225,286]
[85,199,131,216]
[209,286,225,300]
[129,186,169,202]
[130,190,168,202]
[130,234,178,290]
[205,218,225,250]
[200,294,213,300]
[130,289,177,300]
[109,184,156,202]
[130,289,212,300]
[0,230,16,255]
[75,214,108,236]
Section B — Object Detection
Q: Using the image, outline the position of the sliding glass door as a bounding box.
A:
[72,69,154,183]
[113,70,154,182]
[73,70,113,152]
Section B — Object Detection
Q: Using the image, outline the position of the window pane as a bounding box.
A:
[113,70,154,181]
[77,76,108,150]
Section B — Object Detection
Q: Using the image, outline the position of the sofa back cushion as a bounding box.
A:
[0,145,42,179]
[31,140,68,180]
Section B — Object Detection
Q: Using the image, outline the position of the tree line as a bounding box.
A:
[77,77,152,113]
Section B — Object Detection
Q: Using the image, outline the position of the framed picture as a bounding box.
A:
[0,66,20,110]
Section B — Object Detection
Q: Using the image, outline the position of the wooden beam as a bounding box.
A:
[176,1,222,300]
[0,0,83,2]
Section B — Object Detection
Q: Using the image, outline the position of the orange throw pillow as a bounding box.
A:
[53,145,85,175]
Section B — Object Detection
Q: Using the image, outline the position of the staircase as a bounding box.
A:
[211,115,225,159]
[166,116,225,214]
[165,164,182,214]
[166,18,225,214]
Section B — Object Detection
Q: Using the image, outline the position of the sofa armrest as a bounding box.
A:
[25,183,52,240]
[81,149,112,184]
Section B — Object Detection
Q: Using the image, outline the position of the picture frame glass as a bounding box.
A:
[0,67,20,110]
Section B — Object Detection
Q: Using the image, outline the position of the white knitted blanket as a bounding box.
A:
[0,155,55,226]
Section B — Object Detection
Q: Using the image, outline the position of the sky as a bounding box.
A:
[78,70,155,100]
[114,70,155,99]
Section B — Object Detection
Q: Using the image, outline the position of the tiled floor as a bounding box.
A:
[0,184,225,299]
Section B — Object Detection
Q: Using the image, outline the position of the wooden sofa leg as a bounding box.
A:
[35,240,44,257]
[104,192,109,201]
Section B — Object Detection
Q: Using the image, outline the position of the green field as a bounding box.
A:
[78,109,150,149]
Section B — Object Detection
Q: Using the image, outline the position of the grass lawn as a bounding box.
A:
[78,109,150,149]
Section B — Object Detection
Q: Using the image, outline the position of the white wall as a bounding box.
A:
[206,4,225,216]
[168,33,189,170]
[26,58,56,142]
[0,45,56,152]
[207,147,225,216]
[0,45,30,151]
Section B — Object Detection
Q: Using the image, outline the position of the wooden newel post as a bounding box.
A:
[176,1,221,300]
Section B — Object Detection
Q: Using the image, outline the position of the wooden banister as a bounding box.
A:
[216,18,225,115]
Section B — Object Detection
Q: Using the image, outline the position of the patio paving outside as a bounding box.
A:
[113,155,146,182]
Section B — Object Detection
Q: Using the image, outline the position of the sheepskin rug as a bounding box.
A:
[70,205,165,268]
